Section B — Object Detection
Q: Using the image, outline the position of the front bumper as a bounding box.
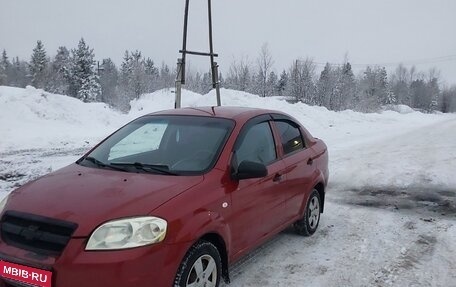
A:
[0,238,191,287]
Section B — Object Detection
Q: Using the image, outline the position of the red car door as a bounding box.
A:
[272,118,318,221]
[228,119,288,258]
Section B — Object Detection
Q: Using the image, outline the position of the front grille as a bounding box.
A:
[0,211,77,256]
[3,278,38,287]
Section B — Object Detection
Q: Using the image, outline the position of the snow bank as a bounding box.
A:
[0,86,125,150]
[131,88,454,150]
[1,86,453,152]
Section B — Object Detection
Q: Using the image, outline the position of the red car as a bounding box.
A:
[0,107,328,287]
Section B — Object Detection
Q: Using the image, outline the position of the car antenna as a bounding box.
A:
[175,0,222,109]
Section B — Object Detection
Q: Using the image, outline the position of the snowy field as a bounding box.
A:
[1,86,455,286]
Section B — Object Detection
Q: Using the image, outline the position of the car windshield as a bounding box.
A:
[78,115,234,175]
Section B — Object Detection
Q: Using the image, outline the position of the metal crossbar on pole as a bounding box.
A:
[175,0,221,109]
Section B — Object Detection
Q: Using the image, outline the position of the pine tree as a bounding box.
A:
[0,50,10,85]
[145,58,159,93]
[267,71,278,97]
[66,38,101,102]
[336,62,356,110]
[47,46,70,94]
[99,58,119,106]
[201,71,213,94]
[377,67,389,106]
[10,57,29,88]
[276,70,288,97]
[119,50,150,99]
[29,40,49,89]
[158,62,174,90]
[427,77,440,112]
[316,63,334,107]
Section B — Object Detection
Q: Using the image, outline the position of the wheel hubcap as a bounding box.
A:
[308,196,320,229]
[186,254,217,287]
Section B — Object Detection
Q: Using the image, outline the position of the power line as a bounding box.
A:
[313,54,456,68]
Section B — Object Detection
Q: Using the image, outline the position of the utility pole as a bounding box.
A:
[175,0,221,109]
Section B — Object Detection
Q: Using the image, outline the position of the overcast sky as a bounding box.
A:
[1,0,456,85]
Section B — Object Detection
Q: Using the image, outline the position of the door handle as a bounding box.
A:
[273,173,283,182]
[307,158,313,165]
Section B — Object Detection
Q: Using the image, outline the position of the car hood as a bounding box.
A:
[5,164,203,237]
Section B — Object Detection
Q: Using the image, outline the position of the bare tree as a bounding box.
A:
[286,58,317,104]
[255,43,274,97]
[225,56,253,92]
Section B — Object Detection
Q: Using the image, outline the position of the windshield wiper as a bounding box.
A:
[80,156,128,172]
[110,162,178,176]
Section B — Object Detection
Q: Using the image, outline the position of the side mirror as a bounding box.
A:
[233,160,268,180]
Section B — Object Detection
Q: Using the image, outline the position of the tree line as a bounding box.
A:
[1,40,455,113]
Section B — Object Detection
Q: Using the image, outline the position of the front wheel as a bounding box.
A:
[174,241,222,287]
[294,189,321,236]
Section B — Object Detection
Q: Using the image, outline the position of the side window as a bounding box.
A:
[235,122,276,165]
[275,120,305,155]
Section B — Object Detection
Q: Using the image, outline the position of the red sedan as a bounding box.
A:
[0,107,328,287]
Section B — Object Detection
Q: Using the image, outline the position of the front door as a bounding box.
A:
[229,120,288,257]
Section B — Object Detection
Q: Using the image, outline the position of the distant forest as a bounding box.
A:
[1,39,455,113]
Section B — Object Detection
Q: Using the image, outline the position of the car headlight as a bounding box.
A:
[86,216,167,250]
[0,196,9,214]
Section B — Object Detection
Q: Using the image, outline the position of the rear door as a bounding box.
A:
[271,117,317,220]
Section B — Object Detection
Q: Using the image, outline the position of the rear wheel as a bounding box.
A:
[174,241,221,287]
[294,189,321,236]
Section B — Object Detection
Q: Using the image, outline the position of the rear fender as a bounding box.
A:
[298,174,326,217]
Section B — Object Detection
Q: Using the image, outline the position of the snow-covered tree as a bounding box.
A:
[335,62,356,110]
[0,50,11,85]
[145,58,159,93]
[410,79,428,111]
[390,64,411,106]
[99,58,119,107]
[119,50,150,100]
[357,66,389,111]
[201,71,213,94]
[266,71,278,97]
[286,58,317,104]
[66,38,101,102]
[47,46,70,94]
[225,58,253,92]
[130,51,147,97]
[255,43,274,97]
[276,70,288,97]
[440,86,456,113]
[427,76,440,112]
[29,40,49,89]
[10,57,29,88]
[316,63,335,107]
[157,62,174,90]
[377,67,389,106]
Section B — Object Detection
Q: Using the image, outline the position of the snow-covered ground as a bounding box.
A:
[1,86,455,286]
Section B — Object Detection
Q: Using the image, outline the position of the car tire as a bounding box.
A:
[174,240,222,287]
[294,189,321,236]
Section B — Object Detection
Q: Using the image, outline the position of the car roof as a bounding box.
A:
[149,106,283,122]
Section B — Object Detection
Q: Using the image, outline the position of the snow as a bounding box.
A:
[1,85,456,286]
